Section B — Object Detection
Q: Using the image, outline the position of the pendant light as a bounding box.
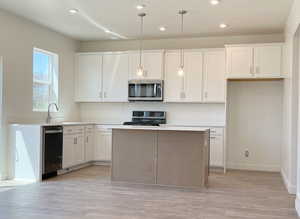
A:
[178,10,187,77]
[137,13,146,77]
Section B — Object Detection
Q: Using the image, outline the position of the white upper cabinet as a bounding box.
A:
[184,51,203,102]
[165,50,203,102]
[203,50,226,102]
[164,51,183,102]
[253,45,282,77]
[226,43,283,79]
[129,50,164,80]
[226,46,253,78]
[102,53,129,102]
[75,54,102,102]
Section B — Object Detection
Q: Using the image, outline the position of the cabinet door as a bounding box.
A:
[210,135,224,167]
[226,47,253,78]
[74,134,85,165]
[254,45,282,77]
[203,50,226,102]
[102,53,129,102]
[85,131,94,162]
[184,51,203,102]
[63,135,75,169]
[164,51,184,102]
[129,51,163,80]
[75,54,102,102]
[94,129,112,161]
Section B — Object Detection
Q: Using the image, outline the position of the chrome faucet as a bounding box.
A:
[46,103,59,124]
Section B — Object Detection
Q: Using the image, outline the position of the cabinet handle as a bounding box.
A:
[210,137,217,139]
[204,92,208,99]
[74,137,77,144]
[104,92,107,98]
[99,92,102,98]
[86,136,89,143]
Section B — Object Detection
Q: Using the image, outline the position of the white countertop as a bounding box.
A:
[11,122,224,131]
[109,125,209,132]
[10,122,96,127]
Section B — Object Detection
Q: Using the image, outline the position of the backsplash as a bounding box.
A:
[79,102,226,126]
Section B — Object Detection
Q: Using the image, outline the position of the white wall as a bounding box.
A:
[0,9,80,179]
[284,0,300,213]
[283,0,300,198]
[80,103,226,127]
[79,34,284,52]
[227,81,283,172]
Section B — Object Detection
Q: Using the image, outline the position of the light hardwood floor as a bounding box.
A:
[0,166,297,219]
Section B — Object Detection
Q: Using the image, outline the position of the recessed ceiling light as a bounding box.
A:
[69,9,79,14]
[159,26,166,32]
[136,4,146,10]
[219,23,227,28]
[210,0,221,5]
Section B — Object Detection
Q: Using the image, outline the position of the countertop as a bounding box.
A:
[10,122,96,127]
[107,125,210,132]
[10,122,224,131]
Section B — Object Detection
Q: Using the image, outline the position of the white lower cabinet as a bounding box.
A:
[73,134,85,165]
[94,127,112,161]
[62,126,85,169]
[84,126,95,162]
[62,134,75,169]
[209,128,224,167]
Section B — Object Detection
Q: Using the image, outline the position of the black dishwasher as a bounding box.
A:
[42,126,63,179]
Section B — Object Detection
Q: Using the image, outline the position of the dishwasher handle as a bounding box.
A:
[44,130,63,134]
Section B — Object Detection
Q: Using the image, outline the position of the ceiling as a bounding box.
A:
[0,0,294,41]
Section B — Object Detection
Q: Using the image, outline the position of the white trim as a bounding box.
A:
[224,43,284,48]
[227,162,280,172]
[296,197,300,217]
[281,168,297,194]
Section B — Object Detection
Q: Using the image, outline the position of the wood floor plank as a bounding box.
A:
[0,166,297,219]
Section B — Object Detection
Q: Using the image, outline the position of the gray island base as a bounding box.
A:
[111,127,210,188]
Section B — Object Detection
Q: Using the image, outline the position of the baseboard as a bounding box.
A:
[296,196,300,217]
[281,168,297,194]
[58,161,111,176]
[227,162,280,172]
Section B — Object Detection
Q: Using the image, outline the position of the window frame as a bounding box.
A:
[32,47,60,112]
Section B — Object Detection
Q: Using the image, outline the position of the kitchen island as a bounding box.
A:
[111,126,210,188]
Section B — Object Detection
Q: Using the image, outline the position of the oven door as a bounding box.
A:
[128,80,163,101]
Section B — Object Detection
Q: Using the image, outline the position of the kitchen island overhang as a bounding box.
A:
[111,126,210,188]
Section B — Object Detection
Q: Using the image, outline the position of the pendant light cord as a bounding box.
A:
[179,10,187,69]
[138,13,145,69]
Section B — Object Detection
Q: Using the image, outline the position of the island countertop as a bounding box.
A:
[109,125,210,132]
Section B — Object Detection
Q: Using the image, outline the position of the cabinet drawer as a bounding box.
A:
[63,126,84,134]
[85,125,94,133]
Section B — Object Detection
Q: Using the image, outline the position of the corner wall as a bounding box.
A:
[284,0,300,214]
[0,9,80,179]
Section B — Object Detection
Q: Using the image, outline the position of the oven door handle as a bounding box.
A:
[45,130,63,134]
[154,84,157,97]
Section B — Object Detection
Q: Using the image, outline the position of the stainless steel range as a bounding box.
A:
[123,111,166,126]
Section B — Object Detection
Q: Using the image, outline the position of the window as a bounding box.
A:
[33,48,59,112]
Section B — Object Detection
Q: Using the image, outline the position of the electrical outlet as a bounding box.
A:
[244,150,249,158]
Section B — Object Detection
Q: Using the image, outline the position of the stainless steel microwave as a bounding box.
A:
[128,80,163,101]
